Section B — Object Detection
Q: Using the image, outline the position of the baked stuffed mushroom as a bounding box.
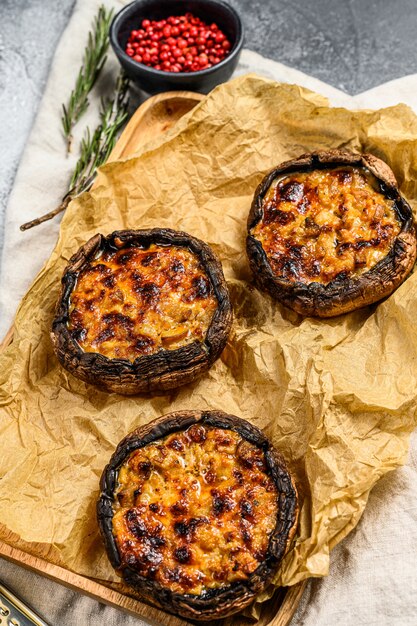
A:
[247,150,416,317]
[51,229,232,394]
[97,410,298,621]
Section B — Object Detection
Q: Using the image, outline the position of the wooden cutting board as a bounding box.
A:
[0,90,306,626]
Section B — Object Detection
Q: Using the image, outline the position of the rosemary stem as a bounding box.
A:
[20,196,72,231]
[20,73,130,232]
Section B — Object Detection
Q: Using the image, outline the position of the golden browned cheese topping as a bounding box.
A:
[68,244,218,361]
[112,425,279,595]
[251,167,401,284]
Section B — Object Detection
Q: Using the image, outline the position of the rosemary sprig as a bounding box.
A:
[62,5,114,152]
[69,73,130,194]
[21,74,130,232]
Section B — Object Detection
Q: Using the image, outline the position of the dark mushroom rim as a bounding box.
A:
[246,150,416,316]
[51,228,232,389]
[97,410,299,619]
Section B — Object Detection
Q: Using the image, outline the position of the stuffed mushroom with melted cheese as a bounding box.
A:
[97,410,298,620]
[247,150,416,317]
[51,229,232,394]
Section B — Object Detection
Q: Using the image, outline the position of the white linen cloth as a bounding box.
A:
[1,0,417,624]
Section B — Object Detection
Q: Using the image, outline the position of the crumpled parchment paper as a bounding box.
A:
[1,74,417,595]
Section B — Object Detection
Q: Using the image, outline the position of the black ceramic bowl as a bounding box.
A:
[110,0,244,94]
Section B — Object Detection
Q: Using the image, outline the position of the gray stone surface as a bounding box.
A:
[230,0,417,94]
[0,0,74,255]
[2,1,417,624]
[2,0,417,256]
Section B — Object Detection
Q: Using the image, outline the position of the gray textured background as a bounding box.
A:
[0,0,75,255]
[2,0,417,258]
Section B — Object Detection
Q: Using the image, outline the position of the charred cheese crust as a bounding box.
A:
[112,424,278,596]
[68,244,217,361]
[251,166,401,285]
[52,230,232,394]
[98,411,299,619]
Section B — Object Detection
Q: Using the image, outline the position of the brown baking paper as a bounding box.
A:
[1,75,417,597]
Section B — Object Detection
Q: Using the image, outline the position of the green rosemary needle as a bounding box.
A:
[21,73,130,232]
[69,73,130,195]
[62,4,114,153]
